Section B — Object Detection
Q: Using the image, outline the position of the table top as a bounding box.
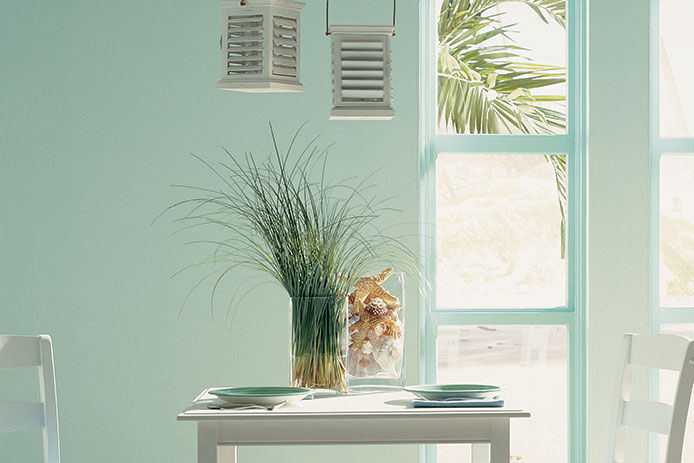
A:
[178,389,530,421]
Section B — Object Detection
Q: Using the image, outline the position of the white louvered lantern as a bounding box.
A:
[329,26,394,120]
[217,0,305,92]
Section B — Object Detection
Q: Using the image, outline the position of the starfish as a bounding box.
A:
[352,267,398,315]
[349,307,402,349]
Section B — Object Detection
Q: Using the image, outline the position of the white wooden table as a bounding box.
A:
[178,390,530,463]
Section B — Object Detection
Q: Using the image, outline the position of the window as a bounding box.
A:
[420,0,586,462]
[436,153,567,309]
[651,1,694,460]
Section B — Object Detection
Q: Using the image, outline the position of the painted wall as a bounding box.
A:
[0,1,420,462]
[588,0,652,462]
[1,0,656,462]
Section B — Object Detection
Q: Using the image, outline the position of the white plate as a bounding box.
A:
[208,386,311,407]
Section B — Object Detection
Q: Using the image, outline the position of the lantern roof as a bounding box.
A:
[218,0,305,9]
[328,25,395,35]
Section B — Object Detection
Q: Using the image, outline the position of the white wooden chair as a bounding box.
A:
[608,333,694,463]
[0,335,60,463]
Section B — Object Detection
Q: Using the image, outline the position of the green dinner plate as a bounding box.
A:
[209,387,312,406]
[404,384,501,400]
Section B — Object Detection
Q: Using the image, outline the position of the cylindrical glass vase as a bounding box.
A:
[289,295,348,393]
[348,271,406,389]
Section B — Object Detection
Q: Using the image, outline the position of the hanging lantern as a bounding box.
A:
[326,1,396,120]
[217,0,305,92]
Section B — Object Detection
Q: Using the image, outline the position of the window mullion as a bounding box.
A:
[430,310,574,327]
[431,134,571,155]
[655,138,694,153]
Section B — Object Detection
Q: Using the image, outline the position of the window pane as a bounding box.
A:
[436,153,567,309]
[437,325,568,463]
[437,0,567,134]
[660,155,694,307]
[660,0,694,137]
[659,324,694,462]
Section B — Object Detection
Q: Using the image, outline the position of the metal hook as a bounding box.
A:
[325,0,331,35]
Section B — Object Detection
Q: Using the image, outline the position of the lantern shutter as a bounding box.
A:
[329,26,394,120]
[217,0,305,93]
[225,14,264,76]
[272,15,299,78]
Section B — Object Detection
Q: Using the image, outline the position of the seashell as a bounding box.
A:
[368,335,384,351]
[349,345,373,377]
[373,337,398,375]
[358,355,373,368]
[381,318,402,338]
[351,267,398,314]
[390,338,404,362]
[387,303,402,312]
[348,313,360,326]
[364,297,388,316]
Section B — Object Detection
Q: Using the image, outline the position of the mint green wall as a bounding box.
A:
[0,1,420,462]
[588,0,651,462]
[1,0,658,462]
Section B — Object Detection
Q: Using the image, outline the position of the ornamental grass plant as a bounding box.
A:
[165,124,418,391]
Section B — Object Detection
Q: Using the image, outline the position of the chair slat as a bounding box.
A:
[629,334,689,371]
[0,336,41,369]
[0,335,60,462]
[0,402,45,433]
[609,334,694,463]
[622,400,673,434]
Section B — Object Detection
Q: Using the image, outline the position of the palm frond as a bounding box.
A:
[438,0,567,135]
[438,0,569,258]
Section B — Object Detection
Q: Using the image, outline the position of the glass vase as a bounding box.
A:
[289,295,348,393]
[348,271,406,390]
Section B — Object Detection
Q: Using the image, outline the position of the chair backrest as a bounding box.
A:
[607,333,694,463]
[0,335,60,463]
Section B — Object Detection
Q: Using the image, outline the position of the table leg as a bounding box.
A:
[198,422,217,463]
[489,420,510,463]
[471,443,490,463]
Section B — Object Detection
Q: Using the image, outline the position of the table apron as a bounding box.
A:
[207,417,510,445]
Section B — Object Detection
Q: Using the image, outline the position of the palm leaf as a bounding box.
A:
[438,0,569,257]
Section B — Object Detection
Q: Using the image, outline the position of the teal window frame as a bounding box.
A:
[418,0,587,462]
[649,0,694,460]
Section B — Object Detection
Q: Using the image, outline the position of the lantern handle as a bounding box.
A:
[325,0,396,37]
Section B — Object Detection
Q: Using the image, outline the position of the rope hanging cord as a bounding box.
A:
[325,0,397,37]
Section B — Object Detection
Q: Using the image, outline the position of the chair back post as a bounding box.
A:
[665,341,694,463]
[0,335,60,463]
[38,335,60,463]
[607,334,634,463]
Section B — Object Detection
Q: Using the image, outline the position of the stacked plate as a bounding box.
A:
[209,386,311,407]
[404,384,501,400]
[404,384,503,408]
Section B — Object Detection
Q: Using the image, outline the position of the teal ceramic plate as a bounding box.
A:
[209,387,311,406]
[404,384,501,400]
